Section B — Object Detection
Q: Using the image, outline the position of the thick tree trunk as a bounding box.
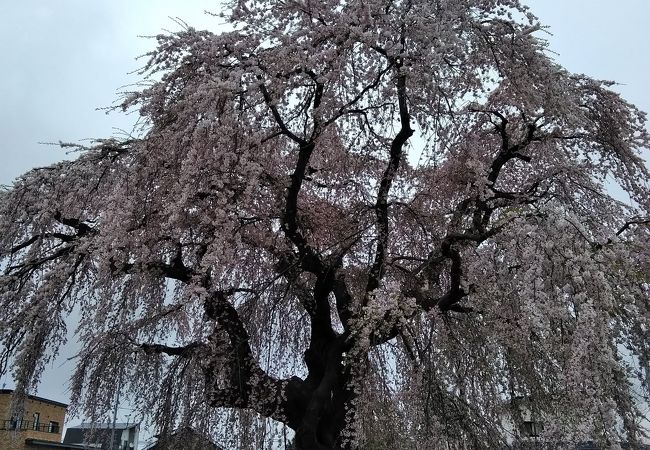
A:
[291,340,358,450]
[292,385,353,449]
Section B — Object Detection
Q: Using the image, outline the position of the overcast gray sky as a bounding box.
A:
[0,1,220,185]
[1,1,648,187]
[0,0,649,440]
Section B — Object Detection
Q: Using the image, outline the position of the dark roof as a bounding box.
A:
[146,426,222,450]
[68,422,138,430]
[25,439,93,449]
[0,389,68,408]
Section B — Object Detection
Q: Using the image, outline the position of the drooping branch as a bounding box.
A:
[279,139,329,277]
[324,60,394,128]
[259,84,306,145]
[410,113,541,311]
[333,273,353,331]
[201,290,308,427]
[111,258,195,283]
[275,251,317,317]
[53,211,95,237]
[360,108,546,345]
[4,211,97,287]
[615,218,650,237]
[9,233,74,255]
[259,75,326,275]
[6,246,75,279]
[140,342,204,357]
[367,66,414,295]
[486,115,536,186]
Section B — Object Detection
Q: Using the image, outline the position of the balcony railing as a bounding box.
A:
[0,419,60,433]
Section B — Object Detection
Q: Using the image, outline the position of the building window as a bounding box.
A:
[32,412,40,431]
[48,421,60,433]
[520,420,543,437]
[9,417,24,430]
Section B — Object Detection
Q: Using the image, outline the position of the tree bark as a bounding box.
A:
[293,339,357,450]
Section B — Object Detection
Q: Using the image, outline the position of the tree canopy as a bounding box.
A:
[1,0,650,449]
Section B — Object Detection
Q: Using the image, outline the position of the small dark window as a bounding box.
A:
[48,421,60,433]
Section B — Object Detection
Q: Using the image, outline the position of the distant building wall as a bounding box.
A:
[0,390,67,450]
[64,422,139,450]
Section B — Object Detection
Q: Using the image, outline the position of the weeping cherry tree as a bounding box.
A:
[2,0,650,448]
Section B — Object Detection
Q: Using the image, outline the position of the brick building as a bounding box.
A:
[0,389,86,450]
